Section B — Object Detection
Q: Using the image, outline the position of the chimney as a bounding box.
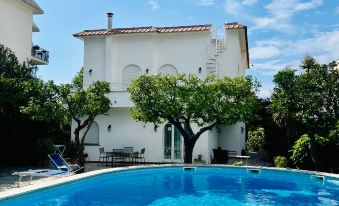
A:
[107,12,113,30]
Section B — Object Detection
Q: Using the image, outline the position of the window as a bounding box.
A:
[84,121,99,145]
[163,124,182,160]
[158,64,177,75]
[122,65,142,90]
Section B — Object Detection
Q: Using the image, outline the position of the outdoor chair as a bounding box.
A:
[12,169,74,187]
[133,148,145,164]
[13,153,82,187]
[123,147,133,165]
[212,147,228,164]
[99,147,109,165]
[48,153,82,172]
[112,149,125,167]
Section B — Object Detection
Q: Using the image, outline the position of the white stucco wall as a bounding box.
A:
[83,31,211,91]
[76,27,249,163]
[217,122,246,155]
[71,108,214,163]
[0,0,34,62]
[218,29,244,78]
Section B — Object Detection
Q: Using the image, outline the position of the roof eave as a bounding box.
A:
[23,0,44,14]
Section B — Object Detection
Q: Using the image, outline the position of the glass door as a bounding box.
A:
[163,124,183,162]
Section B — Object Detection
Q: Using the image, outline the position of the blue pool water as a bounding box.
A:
[1,166,338,206]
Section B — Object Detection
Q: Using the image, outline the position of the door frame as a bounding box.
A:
[162,124,183,163]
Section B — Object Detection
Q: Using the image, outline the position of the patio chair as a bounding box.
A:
[133,148,145,164]
[99,147,109,165]
[48,153,82,172]
[12,169,74,187]
[112,149,125,167]
[123,147,133,165]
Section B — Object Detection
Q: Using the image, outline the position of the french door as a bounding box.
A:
[163,124,183,162]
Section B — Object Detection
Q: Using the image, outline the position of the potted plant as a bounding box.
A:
[33,138,54,168]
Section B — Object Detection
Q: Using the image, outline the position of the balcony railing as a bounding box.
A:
[31,45,49,63]
[83,83,129,92]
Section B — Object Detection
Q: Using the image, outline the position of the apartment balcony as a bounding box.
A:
[108,83,132,107]
[31,45,49,65]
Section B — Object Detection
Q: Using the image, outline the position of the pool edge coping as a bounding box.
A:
[1,164,338,200]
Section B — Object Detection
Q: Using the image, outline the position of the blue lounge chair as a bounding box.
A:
[12,169,74,187]
[13,154,82,187]
[48,153,82,172]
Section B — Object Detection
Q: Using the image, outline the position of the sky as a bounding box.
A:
[33,0,339,97]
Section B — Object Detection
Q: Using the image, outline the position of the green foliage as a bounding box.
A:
[33,138,54,161]
[246,127,265,152]
[0,44,69,166]
[129,74,259,163]
[23,79,111,167]
[72,67,83,89]
[271,56,339,171]
[0,44,36,80]
[247,99,290,158]
[290,131,338,171]
[274,156,287,168]
[130,74,259,126]
[290,134,310,167]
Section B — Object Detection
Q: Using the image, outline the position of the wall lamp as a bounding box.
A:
[89,69,93,75]
[154,125,158,132]
[146,68,149,74]
[198,67,202,73]
[108,124,111,132]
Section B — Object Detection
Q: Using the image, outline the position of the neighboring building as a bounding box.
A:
[73,13,249,163]
[0,0,49,65]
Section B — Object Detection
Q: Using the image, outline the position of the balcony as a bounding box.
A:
[31,45,49,65]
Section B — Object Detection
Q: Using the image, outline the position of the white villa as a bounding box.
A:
[73,13,249,164]
[0,0,49,65]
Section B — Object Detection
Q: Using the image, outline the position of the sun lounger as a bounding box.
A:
[12,169,73,187]
[48,153,82,172]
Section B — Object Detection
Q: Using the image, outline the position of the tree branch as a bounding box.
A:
[194,121,218,141]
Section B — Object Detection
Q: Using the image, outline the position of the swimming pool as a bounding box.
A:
[1,166,338,206]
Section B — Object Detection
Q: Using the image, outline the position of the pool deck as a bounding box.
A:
[1,164,338,201]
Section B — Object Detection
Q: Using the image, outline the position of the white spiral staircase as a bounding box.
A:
[206,27,226,74]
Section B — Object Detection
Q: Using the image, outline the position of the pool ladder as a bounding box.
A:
[310,175,325,181]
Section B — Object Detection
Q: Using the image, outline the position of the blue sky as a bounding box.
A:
[33,0,339,97]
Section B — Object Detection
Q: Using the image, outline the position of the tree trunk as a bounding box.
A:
[183,138,196,164]
[74,128,85,171]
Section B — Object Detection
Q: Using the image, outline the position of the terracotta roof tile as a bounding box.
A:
[224,22,246,30]
[74,24,212,37]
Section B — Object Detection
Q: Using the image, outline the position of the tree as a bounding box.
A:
[271,56,339,170]
[270,68,301,147]
[129,74,259,163]
[0,44,62,166]
[23,79,111,167]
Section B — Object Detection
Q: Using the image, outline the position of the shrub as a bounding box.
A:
[246,127,265,152]
[274,156,287,168]
[290,134,310,167]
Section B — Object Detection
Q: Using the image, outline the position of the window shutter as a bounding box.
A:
[158,65,177,75]
[123,65,142,89]
[84,122,99,145]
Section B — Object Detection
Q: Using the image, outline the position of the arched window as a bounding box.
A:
[122,65,142,89]
[158,64,177,75]
[84,121,99,145]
